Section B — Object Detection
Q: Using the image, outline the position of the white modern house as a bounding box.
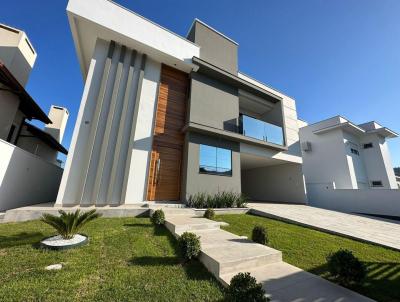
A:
[300,116,400,217]
[0,23,69,211]
[56,0,307,207]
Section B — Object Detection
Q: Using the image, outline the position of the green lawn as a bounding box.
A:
[214,213,400,302]
[0,217,223,302]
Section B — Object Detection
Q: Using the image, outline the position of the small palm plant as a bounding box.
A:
[41,209,101,239]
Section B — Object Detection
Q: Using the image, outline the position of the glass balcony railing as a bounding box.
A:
[239,114,284,146]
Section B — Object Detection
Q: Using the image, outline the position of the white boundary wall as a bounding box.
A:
[0,139,63,211]
[308,183,400,217]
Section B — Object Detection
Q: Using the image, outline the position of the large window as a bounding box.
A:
[199,144,232,176]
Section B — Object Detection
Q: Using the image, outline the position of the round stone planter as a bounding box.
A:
[40,234,88,251]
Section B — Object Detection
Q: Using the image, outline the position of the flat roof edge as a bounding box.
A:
[187,18,239,45]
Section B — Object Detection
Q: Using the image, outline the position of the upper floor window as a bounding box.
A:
[199,144,232,176]
[363,143,373,149]
[350,148,359,156]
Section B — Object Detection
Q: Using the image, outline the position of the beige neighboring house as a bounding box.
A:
[0,24,69,211]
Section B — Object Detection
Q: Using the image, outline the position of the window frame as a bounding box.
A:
[371,180,383,187]
[363,143,373,149]
[198,144,233,177]
[350,148,360,156]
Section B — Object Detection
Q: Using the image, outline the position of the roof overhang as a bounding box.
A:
[313,121,365,136]
[67,0,200,78]
[192,56,282,103]
[24,122,68,154]
[0,61,51,124]
[367,127,398,138]
[313,119,398,139]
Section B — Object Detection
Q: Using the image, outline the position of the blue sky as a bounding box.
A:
[1,0,399,167]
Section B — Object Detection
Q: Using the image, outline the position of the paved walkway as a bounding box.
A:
[249,203,400,251]
[165,214,373,302]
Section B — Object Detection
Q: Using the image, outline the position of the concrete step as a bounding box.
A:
[203,242,282,276]
[165,215,228,235]
[147,202,187,208]
[175,227,282,277]
[220,262,373,301]
[149,208,195,217]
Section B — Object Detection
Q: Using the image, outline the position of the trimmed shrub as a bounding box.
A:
[151,209,165,225]
[252,225,268,245]
[178,232,201,261]
[186,191,248,208]
[326,249,366,286]
[204,208,215,219]
[226,272,269,302]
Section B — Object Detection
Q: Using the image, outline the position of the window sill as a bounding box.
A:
[199,171,232,177]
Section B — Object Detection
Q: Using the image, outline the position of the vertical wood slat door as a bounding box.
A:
[146,65,188,201]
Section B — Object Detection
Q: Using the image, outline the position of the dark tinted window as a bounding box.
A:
[199,144,232,176]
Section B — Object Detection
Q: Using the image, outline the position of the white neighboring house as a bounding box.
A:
[299,116,400,217]
[0,24,69,211]
[395,168,400,188]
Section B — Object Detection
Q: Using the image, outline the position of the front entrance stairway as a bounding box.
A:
[164,214,373,302]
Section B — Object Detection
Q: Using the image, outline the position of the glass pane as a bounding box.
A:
[216,148,232,174]
[199,145,217,173]
[242,115,265,141]
[265,123,284,145]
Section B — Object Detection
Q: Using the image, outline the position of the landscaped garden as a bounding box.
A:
[0,217,224,301]
[1,212,400,302]
[214,213,400,302]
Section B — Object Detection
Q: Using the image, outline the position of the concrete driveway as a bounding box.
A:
[249,203,400,251]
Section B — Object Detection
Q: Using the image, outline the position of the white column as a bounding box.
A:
[123,58,161,203]
[56,39,110,205]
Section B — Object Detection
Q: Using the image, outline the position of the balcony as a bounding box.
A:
[239,114,284,146]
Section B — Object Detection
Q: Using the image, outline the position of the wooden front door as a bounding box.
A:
[146,65,188,201]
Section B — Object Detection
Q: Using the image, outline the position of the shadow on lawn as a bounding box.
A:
[308,261,400,301]
[123,223,153,228]
[128,224,220,283]
[128,255,217,282]
[0,232,44,248]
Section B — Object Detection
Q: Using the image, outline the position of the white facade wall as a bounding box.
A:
[300,126,353,189]
[308,186,400,217]
[0,90,20,140]
[342,131,368,189]
[57,39,161,205]
[0,139,62,211]
[0,24,36,86]
[45,106,69,143]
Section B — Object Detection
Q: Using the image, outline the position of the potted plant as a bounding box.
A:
[40,209,101,250]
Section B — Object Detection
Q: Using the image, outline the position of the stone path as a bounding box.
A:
[164,213,373,302]
[249,203,400,251]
